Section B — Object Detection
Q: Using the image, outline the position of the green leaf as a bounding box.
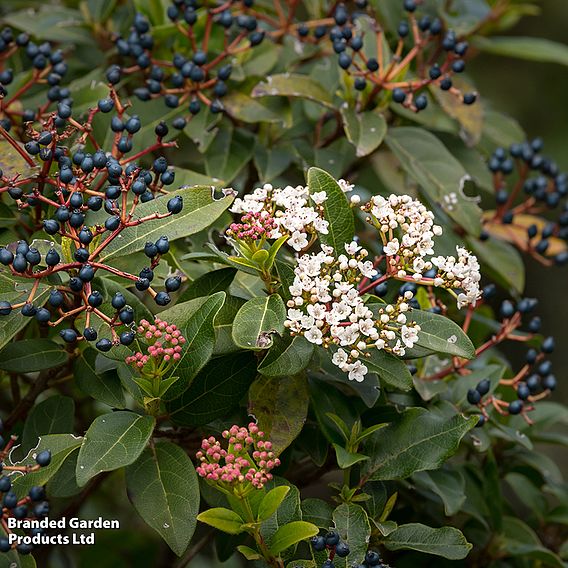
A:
[468,236,525,293]
[410,310,475,359]
[332,504,371,566]
[75,349,126,408]
[126,441,200,557]
[252,74,334,108]
[197,508,244,535]
[301,498,334,529]
[473,36,568,67]
[12,434,82,496]
[258,335,314,377]
[386,127,482,235]
[2,6,92,44]
[364,350,413,391]
[76,412,155,486]
[19,395,75,459]
[261,480,302,542]
[413,470,466,516]
[248,374,309,455]
[103,186,234,259]
[237,545,261,561]
[333,445,369,469]
[213,295,246,355]
[0,339,67,373]
[363,408,477,480]
[204,127,254,183]
[159,292,226,399]
[269,521,319,554]
[481,109,525,148]
[384,523,472,560]
[232,295,286,350]
[178,267,237,302]
[0,274,50,350]
[340,107,387,157]
[258,486,291,522]
[223,92,282,123]
[307,167,355,251]
[168,352,257,426]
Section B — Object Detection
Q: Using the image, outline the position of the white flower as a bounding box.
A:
[332,348,349,367]
[311,191,327,204]
[400,324,419,348]
[305,327,323,344]
[384,238,400,256]
[348,360,367,382]
[288,231,309,251]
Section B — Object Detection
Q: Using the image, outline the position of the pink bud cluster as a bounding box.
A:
[125,317,186,369]
[196,423,281,490]
[226,211,277,241]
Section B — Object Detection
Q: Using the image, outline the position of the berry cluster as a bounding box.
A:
[483,138,568,266]
[196,423,280,493]
[311,530,350,565]
[107,2,268,126]
[108,0,478,126]
[463,292,557,424]
[0,27,69,133]
[0,91,184,350]
[0,420,51,555]
[325,1,476,111]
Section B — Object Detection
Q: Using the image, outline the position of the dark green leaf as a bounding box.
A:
[204,127,254,183]
[258,335,314,377]
[159,292,226,398]
[168,352,257,426]
[232,294,286,350]
[413,470,466,516]
[363,408,477,480]
[252,74,334,108]
[19,395,75,459]
[332,504,371,566]
[384,523,472,559]
[126,441,200,556]
[307,167,355,251]
[76,412,155,486]
[103,186,234,259]
[386,127,482,235]
[0,339,66,373]
[178,268,237,302]
[410,310,475,359]
[75,349,126,408]
[365,350,413,391]
[12,434,82,496]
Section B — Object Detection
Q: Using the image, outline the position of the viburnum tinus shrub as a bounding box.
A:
[0,0,567,566]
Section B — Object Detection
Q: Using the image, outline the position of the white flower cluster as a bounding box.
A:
[431,247,482,309]
[284,241,421,382]
[230,183,329,251]
[363,194,481,308]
